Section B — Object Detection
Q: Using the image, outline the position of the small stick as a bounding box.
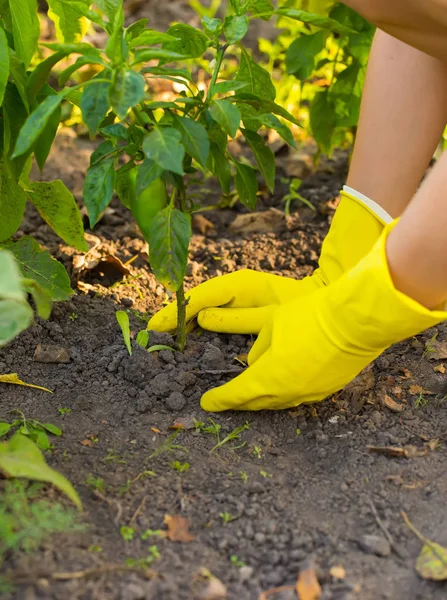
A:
[129,495,148,527]
[93,490,123,525]
[365,495,404,559]
[12,564,155,584]
[258,585,296,599]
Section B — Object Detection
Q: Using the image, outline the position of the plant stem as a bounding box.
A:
[206,44,229,101]
[176,283,187,352]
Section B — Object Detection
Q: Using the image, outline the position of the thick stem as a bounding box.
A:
[176,283,187,352]
[206,44,229,102]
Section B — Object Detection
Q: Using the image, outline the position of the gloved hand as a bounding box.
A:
[201,220,447,412]
[148,187,390,334]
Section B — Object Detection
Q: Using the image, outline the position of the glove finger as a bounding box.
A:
[200,351,278,412]
[198,305,276,335]
[247,314,275,365]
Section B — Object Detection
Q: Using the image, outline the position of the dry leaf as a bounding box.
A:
[400,368,412,379]
[229,209,285,234]
[234,354,249,366]
[80,439,93,447]
[151,428,161,434]
[392,386,403,398]
[0,373,52,393]
[427,438,440,452]
[329,565,346,580]
[382,394,404,413]
[426,339,447,361]
[296,567,322,600]
[164,514,195,542]
[169,416,196,431]
[169,422,185,431]
[367,445,427,458]
[409,385,435,396]
[200,577,227,599]
[258,586,296,599]
[192,214,215,235]
[434,364,446,374]
[343,365,375,402]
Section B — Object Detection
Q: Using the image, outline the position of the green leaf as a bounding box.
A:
[109,69,145,119]
[136,329,149,349]
[116,311,132,356]
[234,161,258,209]
[96,0,122,23]
[128,29,178,48]
[0,422,11,437]
[42,42,101,58]
[56,0,105,28]
[249,0,274,20]
[257,113,296,148]
[330,63,364,127]
[143,128,185,176]
[416,542,447,581]
[12,94,65,159]
[58,56,108,87]
[26,52,67,101]
[83,154,116,227]
[0,160,27,242]
[163,24,209,58]
[0,433,81,508]
[235,48,276,101]
[81,78,111,135]
[125,17,149,40]
[28,181,88,252]
[147,205,191,292]
[34,101,61,171]
[201,16,223,37]
[0,251,34,346]
[210,100,241,138]
[213,80,248,95]
[143,66,192,82]
[309,90,337,153]
[243,129,275,192]
[47,0,91,43]
[0,26,9,105]
[136,159,163,197]
[148,344,176,353]
[276,7,358,34]
[21,278,52,320]
[105,6,127,62]
[172,116,210,167]
[224,15,248,44]
[286,31,326,80]
[209,143,231,194]
[1,237,73,301]
[233,93,301,126]
[132,48,187,65]
[115,162,135,209]
[32,429,50,451]
[8,0,40,68]
[41,422,63,436]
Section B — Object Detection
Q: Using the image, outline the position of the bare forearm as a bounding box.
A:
[344,0,447,62]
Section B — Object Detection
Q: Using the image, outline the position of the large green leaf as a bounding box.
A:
[243,129,275,192]
[2,84,31,180]
[28,181,88,252]
[0,160,27,242]
[235,48,276,101]
[0,26,9,105]
[147,205,191,292]
[42,41,101,58]
[128,29,178,48]
[163,23,209,58]
[143,128,185,176]
[47,0,91,43]
[0,251,33,346]
[9,0,40,68]
[234,160,258,209]
[224,15,248,44]
[257,113,296,148]
[0,433,81,508]
[172,116,209,167]
[59,56,107,87]
[276,7,358,34]
[83,150,116,227]
[209,143,231,194]
[210,100,241,138]
[34,99,61,171]
[309,90,337,153]
[95,0,121,23]
[26,51,67,101]
[234,93,301,126]
[136,158,163,197]
[109,68,145,119]
[1,237,72,301]
[12,94,65,159]
[286,31,327,80]
[132,48,186,65]
[81,78,111,135]
[330,62,364,127]
[249,0,274,20]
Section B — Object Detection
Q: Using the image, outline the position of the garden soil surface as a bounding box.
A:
[3,2,447,598]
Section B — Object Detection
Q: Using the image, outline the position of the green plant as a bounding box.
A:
[149,430,188,460]
[125,545,161,568]
[211,421,250,452]
[68,312,78,321]
[120,526,136,541]
[12,0,361,349]
[220,511,238,525]
[141,529,164,540]
[0,410,62,451]
[57,407,72,416]
[230,554,247,567]
[414,393,429,410]
[85,474,106,494]
[170,460,191,472]
[116,310,132,355]
[104,448,127,464]
[282,178,315,217]
[239,471,249,483]
[252,445,263,459]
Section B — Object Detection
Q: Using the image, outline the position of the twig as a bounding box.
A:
[12,564,155,584]
[258,585,296,599]
[365,495,404,559]
[129,495,148,527]
[196,369,244,375]
[402,511,447,566]
[93,490,123,525]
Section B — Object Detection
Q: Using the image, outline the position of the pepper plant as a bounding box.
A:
[11,0,360,349]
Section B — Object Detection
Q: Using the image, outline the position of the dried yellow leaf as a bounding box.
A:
[0,373,52,393]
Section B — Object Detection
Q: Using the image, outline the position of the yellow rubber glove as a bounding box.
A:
[148,187,391,334]
[201,220,447,412]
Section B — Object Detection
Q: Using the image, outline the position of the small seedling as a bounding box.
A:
[68,312,78,321]
[136,329,150,349]
[195,418,222,437]
[88,544,103,553]
[170,460,191,473]
[147,344,177,353]
[230,555,247,568]
[104,448,127,464]
[57,407,72,416]
[239,471,249,483]
[211,422,250,452]
[414,393,429,409]
[296,428,301,436]
[141,529,164,540]
[85,475,106,494]
[252,445,263,459]
[120,526,136,542]
[282,178,316,217]
[119,470,157,495]
[0,410,62,451]
[220,512,238,525]
[260,470,272,478]
[149,430,188,460]
[126,545,161,568]
[116,311,132,356]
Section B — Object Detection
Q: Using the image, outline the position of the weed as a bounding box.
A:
[120,526,136,542]
[252,445,263,459]
[170,460,191,473]
[230,555,246,568]
[260,470,272,478]
[414,393,429,409]
[141,529,164,540]
[195,418,222,437]
[149,430,188,460]
[126,545,161,568]
[422,332,439,360]
[239,471,249,483]
[0,410,62,451]
[68,312,78,321]
[85,475,106,494]
[57,407,72,416]
[88,544,103,553]
[211,422,250,452]
[104,449,127,465]
[296,428,301,436]
[220,512,238,525]
[119,470,157,495]
[282,178,316,217]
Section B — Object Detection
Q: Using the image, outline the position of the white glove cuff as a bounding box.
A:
[343,185,393,225]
